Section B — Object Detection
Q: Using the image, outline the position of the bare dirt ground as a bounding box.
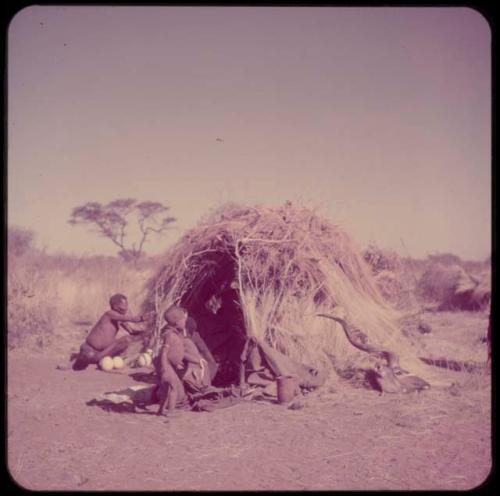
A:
[7,311,492,491]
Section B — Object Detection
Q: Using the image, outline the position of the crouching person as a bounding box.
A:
[73,293,153,370]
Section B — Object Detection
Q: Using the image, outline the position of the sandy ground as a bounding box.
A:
[7,311,492,491]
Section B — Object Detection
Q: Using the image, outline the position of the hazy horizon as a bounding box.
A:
[8,6,491,261]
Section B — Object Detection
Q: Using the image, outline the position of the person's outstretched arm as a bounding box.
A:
[120,321,146,335]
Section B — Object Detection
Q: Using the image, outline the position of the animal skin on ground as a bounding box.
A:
[317,313,434,395]
[374,364,431,395]
[418,356,486,373]
[318,313,488,377]
[372,364,403,394]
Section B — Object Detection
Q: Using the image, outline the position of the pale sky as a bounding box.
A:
[8,6,491,260]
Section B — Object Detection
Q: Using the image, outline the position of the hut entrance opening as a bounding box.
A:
[180,253,247,387]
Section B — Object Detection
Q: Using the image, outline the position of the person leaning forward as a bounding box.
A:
[72,293,153,370]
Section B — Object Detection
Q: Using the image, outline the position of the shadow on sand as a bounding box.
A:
[86,398,159,415]
[128,371,157,384]
[72,320,93,326]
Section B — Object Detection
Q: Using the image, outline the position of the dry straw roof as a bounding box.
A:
[149,202,427,378]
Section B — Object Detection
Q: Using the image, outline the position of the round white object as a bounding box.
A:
[137,354,147,367]
[112,356,124,369]
[145,348,153,356]
[99,356,114,372]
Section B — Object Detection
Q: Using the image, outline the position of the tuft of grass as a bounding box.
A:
[8,252,61,349]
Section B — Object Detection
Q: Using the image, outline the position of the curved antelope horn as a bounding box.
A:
[317,313,404,371]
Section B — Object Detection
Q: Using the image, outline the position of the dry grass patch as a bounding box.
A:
[8,250,159,353]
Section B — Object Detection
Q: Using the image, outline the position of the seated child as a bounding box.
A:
[73,293,152,370]
[156,304,207,415]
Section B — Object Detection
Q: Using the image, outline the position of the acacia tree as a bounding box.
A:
[68,199,176,261]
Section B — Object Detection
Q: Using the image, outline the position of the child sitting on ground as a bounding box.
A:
[73,293,153,370]
[156,304,207,416]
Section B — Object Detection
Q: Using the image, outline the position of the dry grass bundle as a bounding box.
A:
[363,245,420,312]
[363,244,402,275]
[147,202,431,380]
[374,270,406,306]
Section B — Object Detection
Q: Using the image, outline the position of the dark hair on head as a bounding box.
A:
[109,293,127,308]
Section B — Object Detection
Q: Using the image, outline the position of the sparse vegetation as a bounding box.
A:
[8,226,35,256]
[7,212,491,367]
[7,234,160,351]
[363,244,419,311]
[8,252,61,349]
[7,214,491,492]
[363,244,402,274]
[427,252,463,266]
[417,262,491,311]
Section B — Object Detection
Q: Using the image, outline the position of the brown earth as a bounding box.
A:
[7,311,492,491]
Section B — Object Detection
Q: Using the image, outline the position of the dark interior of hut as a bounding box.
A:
[180,255,247,387]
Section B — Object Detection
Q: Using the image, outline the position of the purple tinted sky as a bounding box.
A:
[8,6,491,259]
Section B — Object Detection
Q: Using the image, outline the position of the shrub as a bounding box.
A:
[8,226,35,257]
[427,253,463,266]
[7,253,61,349]
[363,244,401,275]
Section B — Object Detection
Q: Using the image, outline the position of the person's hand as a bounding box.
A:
[195,359,207,380]
[141,311,156,322]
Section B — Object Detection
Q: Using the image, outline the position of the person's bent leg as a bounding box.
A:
[72,342,99,370]
[94,336,132,361]
[171,368,187,404]
[166,385,177,412]
[157,382,169,415]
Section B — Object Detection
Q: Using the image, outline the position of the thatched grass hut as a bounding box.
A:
[145,202,430,389]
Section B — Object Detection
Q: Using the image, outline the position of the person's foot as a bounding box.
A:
[158,409,181,419]
[72,355,90,370]
[56,362,72,370]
